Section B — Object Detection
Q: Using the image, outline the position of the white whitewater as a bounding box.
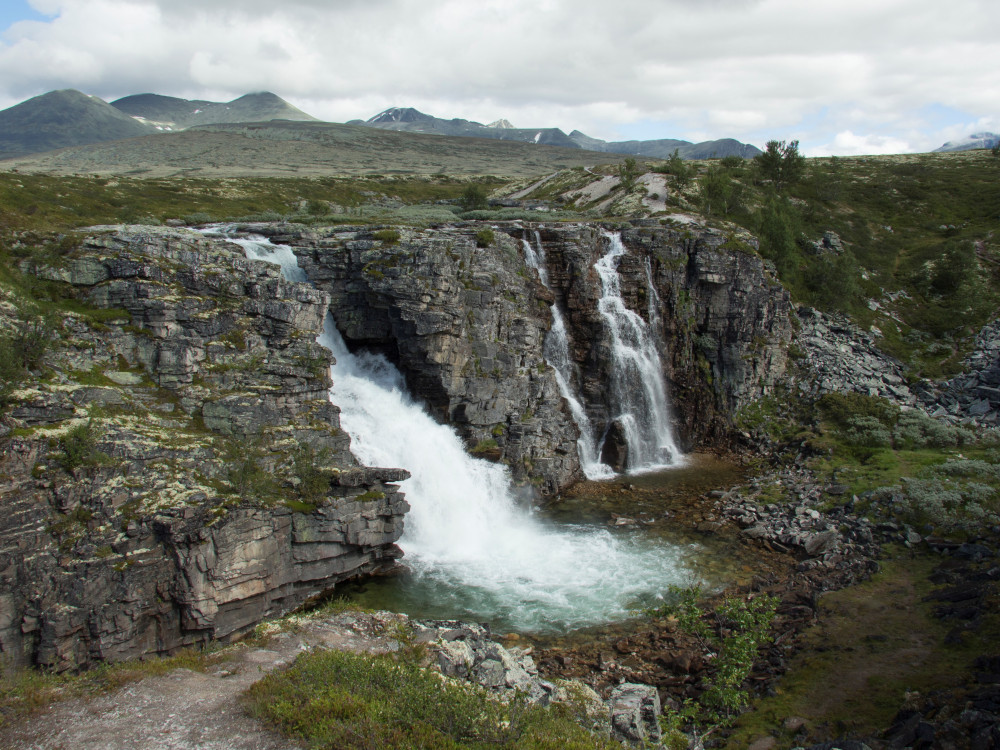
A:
[522,233,613,480]
[233,234,694,632]
[594,231,682,471]
[522,230,682,476]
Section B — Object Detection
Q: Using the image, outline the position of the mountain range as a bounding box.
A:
[0,89,763,163]
[350,106,763,159]
[109,92,317,131]
[1,88,991,166]
[0,89,316,160]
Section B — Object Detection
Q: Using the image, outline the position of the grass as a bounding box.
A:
[243,648,619,750]
[0,172,508,235]
[724,553,1000,748]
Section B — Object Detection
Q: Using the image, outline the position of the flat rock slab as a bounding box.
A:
[0,611,408,750]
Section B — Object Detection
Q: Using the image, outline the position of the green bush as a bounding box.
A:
[373,229,401,246]
[226,441,280,504]
[817,392,898,431]
[474,228,494,248]
[719,155,745,171]
[617,157,639,191]
[243,649,618,750]
[653,586,779,731]
[802,251,861,312]
[293,445,333,504]
[655,149,692,187]
[896,478,998,531]
[893,410,974,449]
[58,421,107,471]
[843,415,893,447]
[459,184,489,212]
[754,139,805,191]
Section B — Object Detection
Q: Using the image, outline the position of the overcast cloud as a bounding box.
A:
[1,0,997,155]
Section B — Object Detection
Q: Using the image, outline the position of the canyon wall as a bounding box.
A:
[0,218,791,669]
[268,219,792,487]
[0,227,408,670]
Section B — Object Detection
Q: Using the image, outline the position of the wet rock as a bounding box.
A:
[600,419,630,474]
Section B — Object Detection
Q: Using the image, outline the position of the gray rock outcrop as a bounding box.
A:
[917,318,1000,423]
[795,307,916,406]
[0,226,409,670]
[609,682,663,746]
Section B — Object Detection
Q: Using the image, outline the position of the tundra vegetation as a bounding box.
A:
[1,147,999,748]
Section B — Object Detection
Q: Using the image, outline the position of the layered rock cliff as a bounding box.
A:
[0,227,408,670]
[282,224,582,493]
[257,219,791,487]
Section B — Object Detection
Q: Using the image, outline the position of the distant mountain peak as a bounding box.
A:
[487,119,515,129]
[366,107,433,125]
[0,89,154,159]
[109,91,317,130]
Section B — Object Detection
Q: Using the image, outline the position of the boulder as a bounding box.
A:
[609,682,662,746]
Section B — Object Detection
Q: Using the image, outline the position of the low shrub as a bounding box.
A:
[474,228,494,248]
[243,649,618,750]
[373,229,401,246]
[58,421,108,471]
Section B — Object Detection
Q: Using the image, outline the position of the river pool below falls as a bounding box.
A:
[338,453,790,640]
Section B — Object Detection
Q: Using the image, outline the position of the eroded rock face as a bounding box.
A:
[259,221,790,491]
[917,317,1000,424]
[534,222,792,453]
[281,224,582,493]
[0,226,409,670]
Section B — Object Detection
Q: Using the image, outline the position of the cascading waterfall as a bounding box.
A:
[594,231,682,472]
[522,233,613,480]
[522,229,682,476]
[231,233,695,633]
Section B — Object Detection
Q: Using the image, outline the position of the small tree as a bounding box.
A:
[459,184,489,212]
[618,156,640,191]
[754,139,805,191]
[659,148,692,188]
[700,166,732,215]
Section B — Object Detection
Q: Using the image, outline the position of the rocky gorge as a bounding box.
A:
[0,218,793,671]
[3,208,1000,749]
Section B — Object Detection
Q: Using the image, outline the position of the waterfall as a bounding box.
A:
[594,231,682,471]
[522,233,613,480]
[231,233,694,633]
[522,229,682,477]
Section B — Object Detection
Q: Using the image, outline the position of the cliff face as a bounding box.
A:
[285,224,582,493]
[535,222,791,451]
[0,227,408,671]
[262,220,791,487]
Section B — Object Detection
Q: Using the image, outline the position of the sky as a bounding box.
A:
[0,0,997,156]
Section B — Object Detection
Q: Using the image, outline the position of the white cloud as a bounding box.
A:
[0,0,998,153]
[807,131,913,157]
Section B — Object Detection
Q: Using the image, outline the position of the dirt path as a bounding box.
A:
[0,612,409,750]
